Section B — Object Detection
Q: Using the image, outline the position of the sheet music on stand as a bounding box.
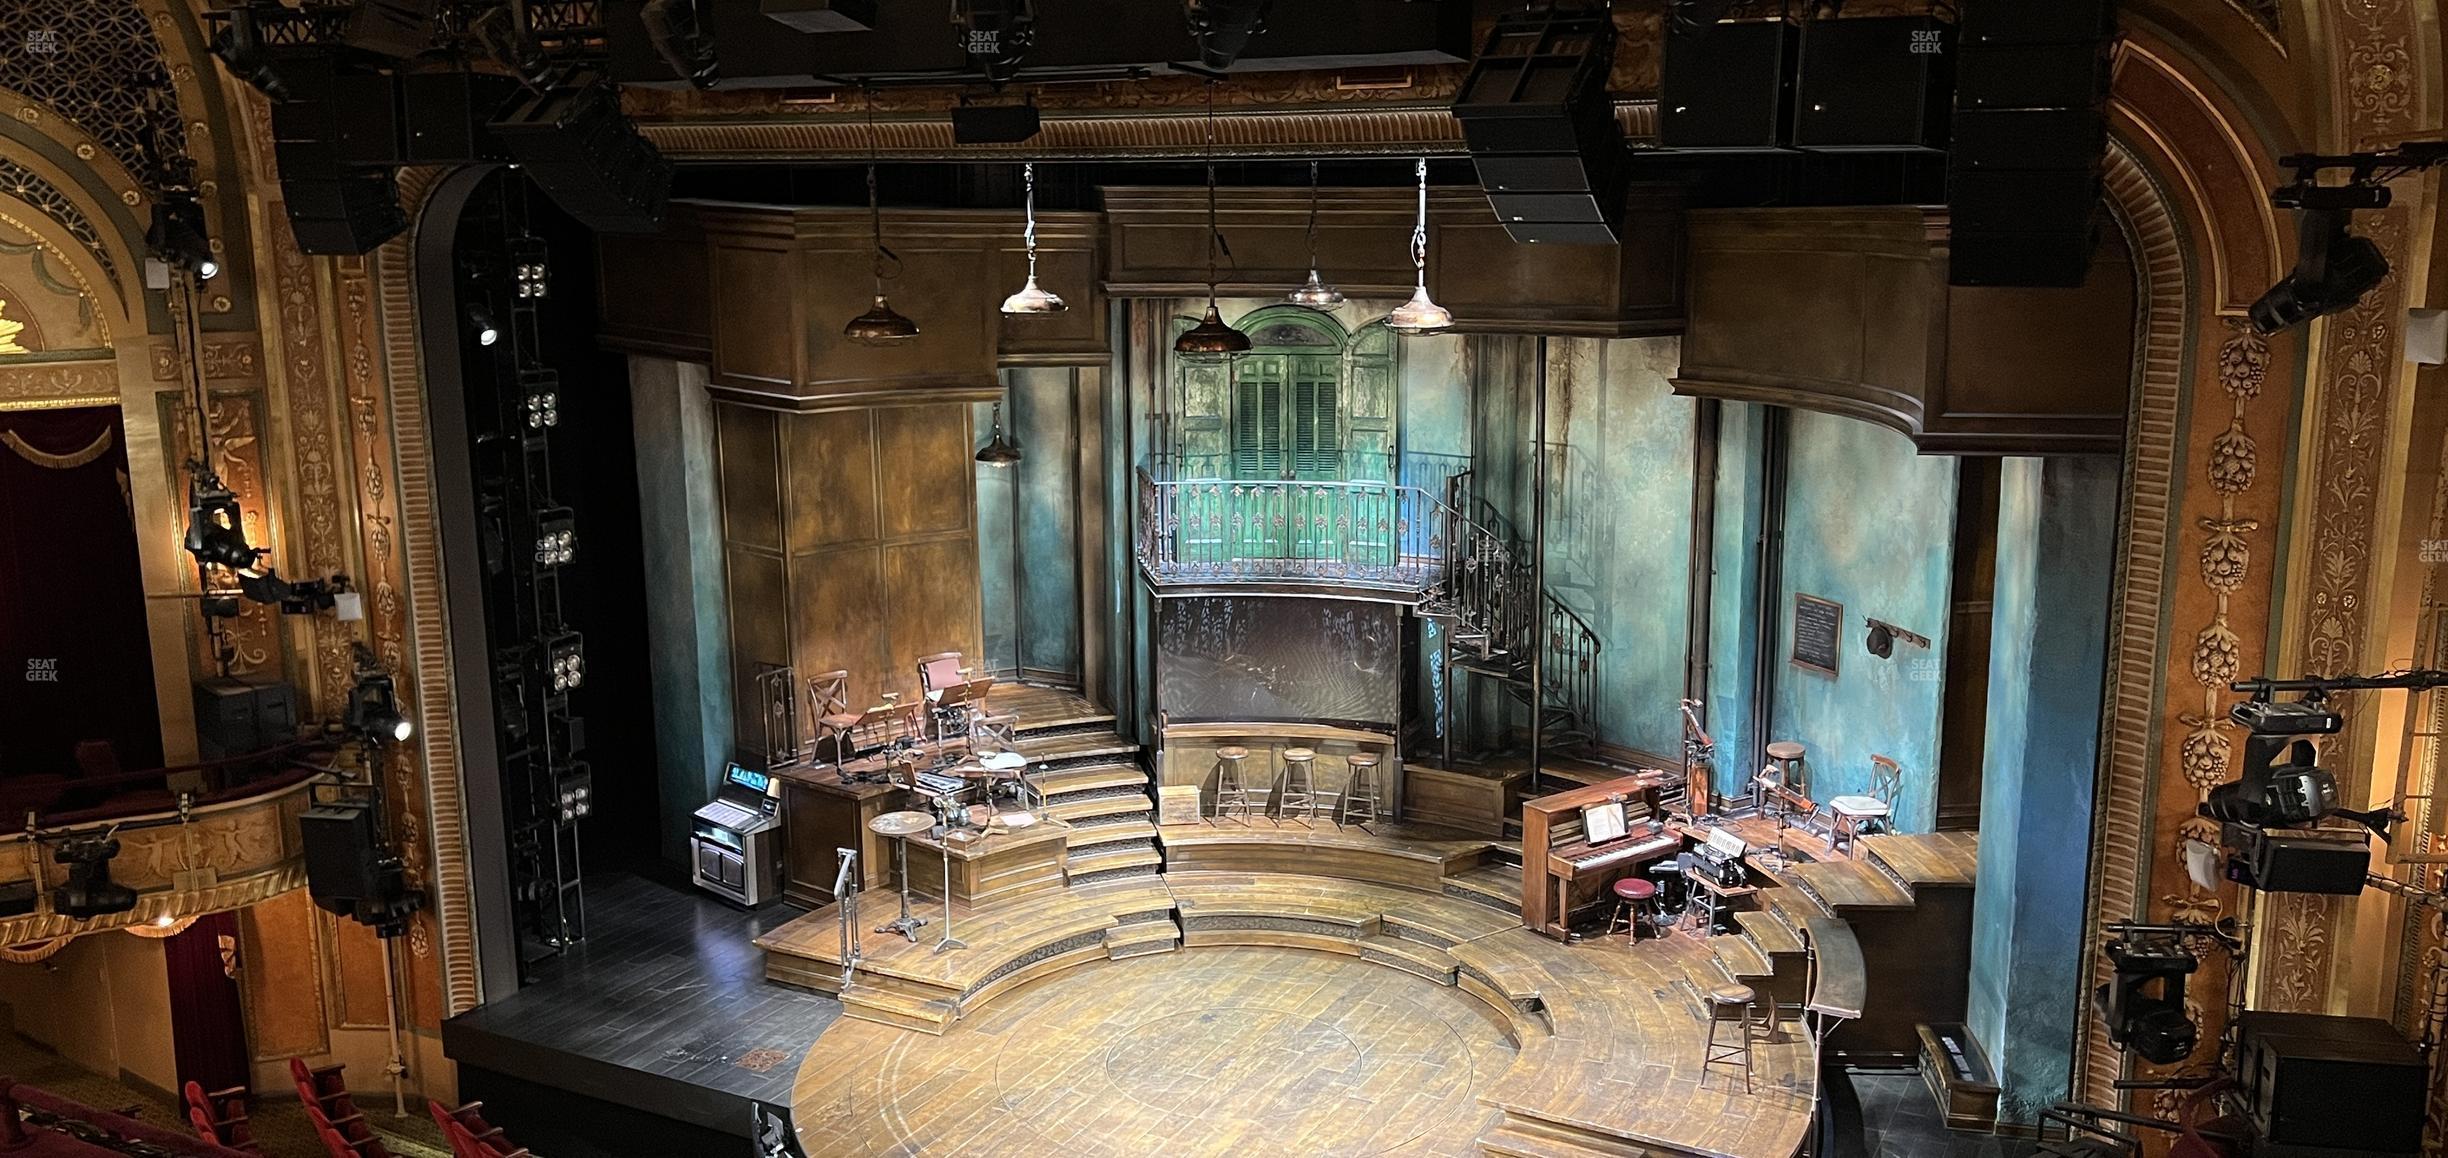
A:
[1704,826,1749,858]
[1580,800,1629,845]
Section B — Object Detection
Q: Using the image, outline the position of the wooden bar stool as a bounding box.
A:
[1606,876,1658,942]
[1213,746,1264,825]
[1759,741,1806,817]
[1337,751,1381,828]
[1702,983,1758,1092]
[1276,747,1318,826]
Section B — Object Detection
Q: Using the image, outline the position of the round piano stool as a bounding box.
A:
[1337,751,1381,829]
[1607,877,1658,943]
[1702,983,1758,1093]
[1762,741,1806,818]
[1212,746,1259,825]
[1277,747,1319,827]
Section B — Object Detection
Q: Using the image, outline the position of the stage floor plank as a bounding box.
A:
[790,946,1514,1157]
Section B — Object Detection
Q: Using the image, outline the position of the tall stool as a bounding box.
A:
[1606,877,1658,942]
[1337,751,1381,828]
[1213,746,1265,825]
[1276,747,1319,826]
[1702,983,1758,1092]
[1760,741,1807,817]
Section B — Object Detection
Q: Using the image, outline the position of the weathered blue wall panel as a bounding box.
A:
[1706,401,1767,799]
[628,357,736,867]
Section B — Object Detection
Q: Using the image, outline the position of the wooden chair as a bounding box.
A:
[916,652,971,703]
[807,670,862,763]
[1829,754,1902,857]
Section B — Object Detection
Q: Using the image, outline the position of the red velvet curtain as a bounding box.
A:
[163,910,250,1096]
[0,406,162,781]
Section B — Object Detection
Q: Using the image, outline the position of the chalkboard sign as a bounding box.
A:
[1792,593,1842,676]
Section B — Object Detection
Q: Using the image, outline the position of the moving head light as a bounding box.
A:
[2096,934,2198,1066]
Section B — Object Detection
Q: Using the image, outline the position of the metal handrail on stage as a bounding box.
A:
[833,848,862,988]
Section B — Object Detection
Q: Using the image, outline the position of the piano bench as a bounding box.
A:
[1608,877,1660,941]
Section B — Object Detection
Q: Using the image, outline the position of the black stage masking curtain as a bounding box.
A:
[0,405,162,780]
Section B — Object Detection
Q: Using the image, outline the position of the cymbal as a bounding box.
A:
[869,810,937,836]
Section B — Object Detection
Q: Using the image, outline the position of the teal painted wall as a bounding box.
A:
[1968,456,2116,1122]
[978,368,1085,684]
[627,357,735,867]
[1706,402,1768,800]
[1768,411,1957,831]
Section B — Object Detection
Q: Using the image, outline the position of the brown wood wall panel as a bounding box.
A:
[716,403,781,550]
[595,226,710,357]
[725,545,790,749]
[791,544,892,709]
[710,244,798,387]
[238,890,328,1060]
[874,405,973,538]
[785,408,880,551]
[884,536,984,692]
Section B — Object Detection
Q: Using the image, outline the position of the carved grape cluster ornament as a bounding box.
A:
[2177,713,2233,791]
[2191,623,2242,687]
[2207,423,2258,494]
[2198,517,2258,594]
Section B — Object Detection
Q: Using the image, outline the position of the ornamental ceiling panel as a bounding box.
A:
[0,0,190,192]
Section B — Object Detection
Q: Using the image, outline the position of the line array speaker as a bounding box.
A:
[1947,0,2115,286]
[1792,16,1953,152]
[1659,18,1797,152]
[1452,5,1626,244]
[266,58,407,254]
[491,72,674,234]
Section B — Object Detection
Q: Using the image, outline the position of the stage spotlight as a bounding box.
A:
[2250,207,2389,334]
[534,510,576,568]
[345,646,414,745]
[147,193,218,281]
[208,7,289,101]
[52,833,138,920]
[642,0,720,88]
[465,303,500,347]
[556,763,595,822]
[512,238,551,300]
[184,466,263,572]
[1185,0,1273,71]
[549,635,586,692]
[522,371,561,429]
[2095,934,2198,1066]
[2203,697,2394,839]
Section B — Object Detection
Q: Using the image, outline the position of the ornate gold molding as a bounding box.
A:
[0,355,115,410]
[0,774,314,945]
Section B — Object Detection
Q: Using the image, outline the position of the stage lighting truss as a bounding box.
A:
[548,633,586,693]
[534,508,577,569]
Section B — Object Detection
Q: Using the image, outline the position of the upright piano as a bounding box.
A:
[1519,774,1684,940]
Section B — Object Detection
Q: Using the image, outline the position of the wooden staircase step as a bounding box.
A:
[1065,819,1157,849]
[1712,932,1774,981]
[1357,933,1458,983]
[1761,884,1829,932]
[1440,862,1522,913]
[1046,792,1154,823]
[840,983,957,1035]
[1103,918,1181,959]
[1066,845,1162,880]
[1786,859,1916,912]
[1736,909,1805,959]
[1036,765,1149,797]
[1860,832,1980,890]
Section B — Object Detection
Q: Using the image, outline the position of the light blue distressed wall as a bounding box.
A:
[1769,410,1957,832]
[977,368,1084,684]
[1969,455,2116,1123]
[628,357,735,867]
[1706,402,1768,799]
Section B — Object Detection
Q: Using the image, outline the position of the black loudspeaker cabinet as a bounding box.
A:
[301,803,384,916]
[1793,16,1954,152]
[1955,41,2112,112]
[2234,1012,2422,1156]
[192,678,299,760]
[1661,19,1798,152]
[1959,0,2114,47]
[283,171,411,256]
[491,75,673,234]
[2236,830,2372,895]
[1452,5,1623,244]
[402,72,520,164]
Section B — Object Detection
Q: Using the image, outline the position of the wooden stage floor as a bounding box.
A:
[765,828,1825,1157]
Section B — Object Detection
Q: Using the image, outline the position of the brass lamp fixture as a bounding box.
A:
[975,401,1023,467]
[1384,158,1453,336]
[845,99,918,346]
[1174,82,1250,360]
[1000,162,1067,316]
[1285,160,1344,309]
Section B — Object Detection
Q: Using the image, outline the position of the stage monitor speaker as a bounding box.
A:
[192,678,299,760]
[491,74,673,233]
[283,170,410,255]
[1793,16,1953,152]
[1660,18,1797,152]
[2235,830,2371,895]
[2235,1012,2423,1156]
[301,802,384,916]
[1453,5,1624,244]
[1959,0,2113,47]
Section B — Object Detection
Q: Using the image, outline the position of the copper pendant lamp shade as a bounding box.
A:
[845,101,918,346]
[975,401,1022,467]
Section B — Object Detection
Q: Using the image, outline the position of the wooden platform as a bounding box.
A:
[764,820,1822,1156]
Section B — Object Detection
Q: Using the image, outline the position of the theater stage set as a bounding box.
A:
[10,3,2448,1158]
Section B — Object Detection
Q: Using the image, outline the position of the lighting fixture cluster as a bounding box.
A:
[556,764,595,822]
[523,371,560,429]
[549,636,587,692]
[535,523,576,568]
[514,254,550,300]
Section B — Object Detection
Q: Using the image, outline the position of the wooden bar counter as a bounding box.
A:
[774,763,907,907]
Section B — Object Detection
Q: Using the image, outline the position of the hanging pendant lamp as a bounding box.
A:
[1175,82,1250,360]
[1285,160,1344,309]
[975,401,1023,466]
[1384,157,1453,336]
[844,100,918,346]
[1000,162,1067,316]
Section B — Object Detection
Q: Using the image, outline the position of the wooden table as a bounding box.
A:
[903,818,1072,906]
[774,763,909,907]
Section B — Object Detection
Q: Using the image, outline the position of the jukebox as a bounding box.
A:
[691,763,783,906]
